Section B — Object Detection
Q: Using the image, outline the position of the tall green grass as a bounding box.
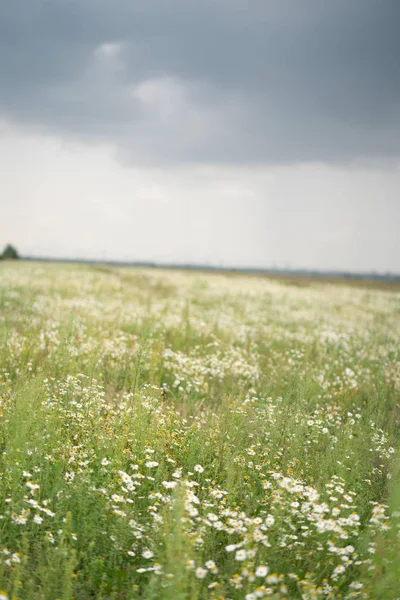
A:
[0,262,399,599]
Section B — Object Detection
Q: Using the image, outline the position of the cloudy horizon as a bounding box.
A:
[1,1,399,273]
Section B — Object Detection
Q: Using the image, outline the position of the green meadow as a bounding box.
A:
[0,262,399,599]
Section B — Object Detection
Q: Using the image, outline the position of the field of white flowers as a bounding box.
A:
[0,262,399,600]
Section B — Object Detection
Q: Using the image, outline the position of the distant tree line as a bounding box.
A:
[0,244,19,260]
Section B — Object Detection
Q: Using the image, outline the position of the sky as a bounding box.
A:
[1,0,399,273]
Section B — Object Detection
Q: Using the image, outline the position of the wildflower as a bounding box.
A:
[101,458,109,466]
[162,481,177,489]
[230,573,243,588]
[205,560,218,573]
[119,471,132,483]
[12,512,28,525]
[265,515,275,526]
[145,461,159,469]
[194,464,204,473]
[255,565,269,577]
[33,514,43,524]
[142,549,154,559]
[26,481,40,492]
[349,582,364,590]
[111,494,124,503]
[195,567,207,579]
[235,549,247,561]
[185,560,195,569]
[280,585,288,594]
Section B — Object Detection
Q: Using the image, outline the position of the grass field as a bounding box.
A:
[0,261,399,600]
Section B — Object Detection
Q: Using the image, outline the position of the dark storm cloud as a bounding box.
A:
[1,0,399,164]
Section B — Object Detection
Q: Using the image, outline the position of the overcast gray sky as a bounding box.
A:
[1,0,399,272]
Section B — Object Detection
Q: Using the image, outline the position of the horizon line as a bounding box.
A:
[9,255,400,281]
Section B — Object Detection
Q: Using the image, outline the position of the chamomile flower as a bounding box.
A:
[162,481,178,489]
[33,514,43,524]
[145,461,159,469]
[195,567,207,579]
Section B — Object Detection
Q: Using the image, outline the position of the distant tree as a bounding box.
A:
[1,244,19,260]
